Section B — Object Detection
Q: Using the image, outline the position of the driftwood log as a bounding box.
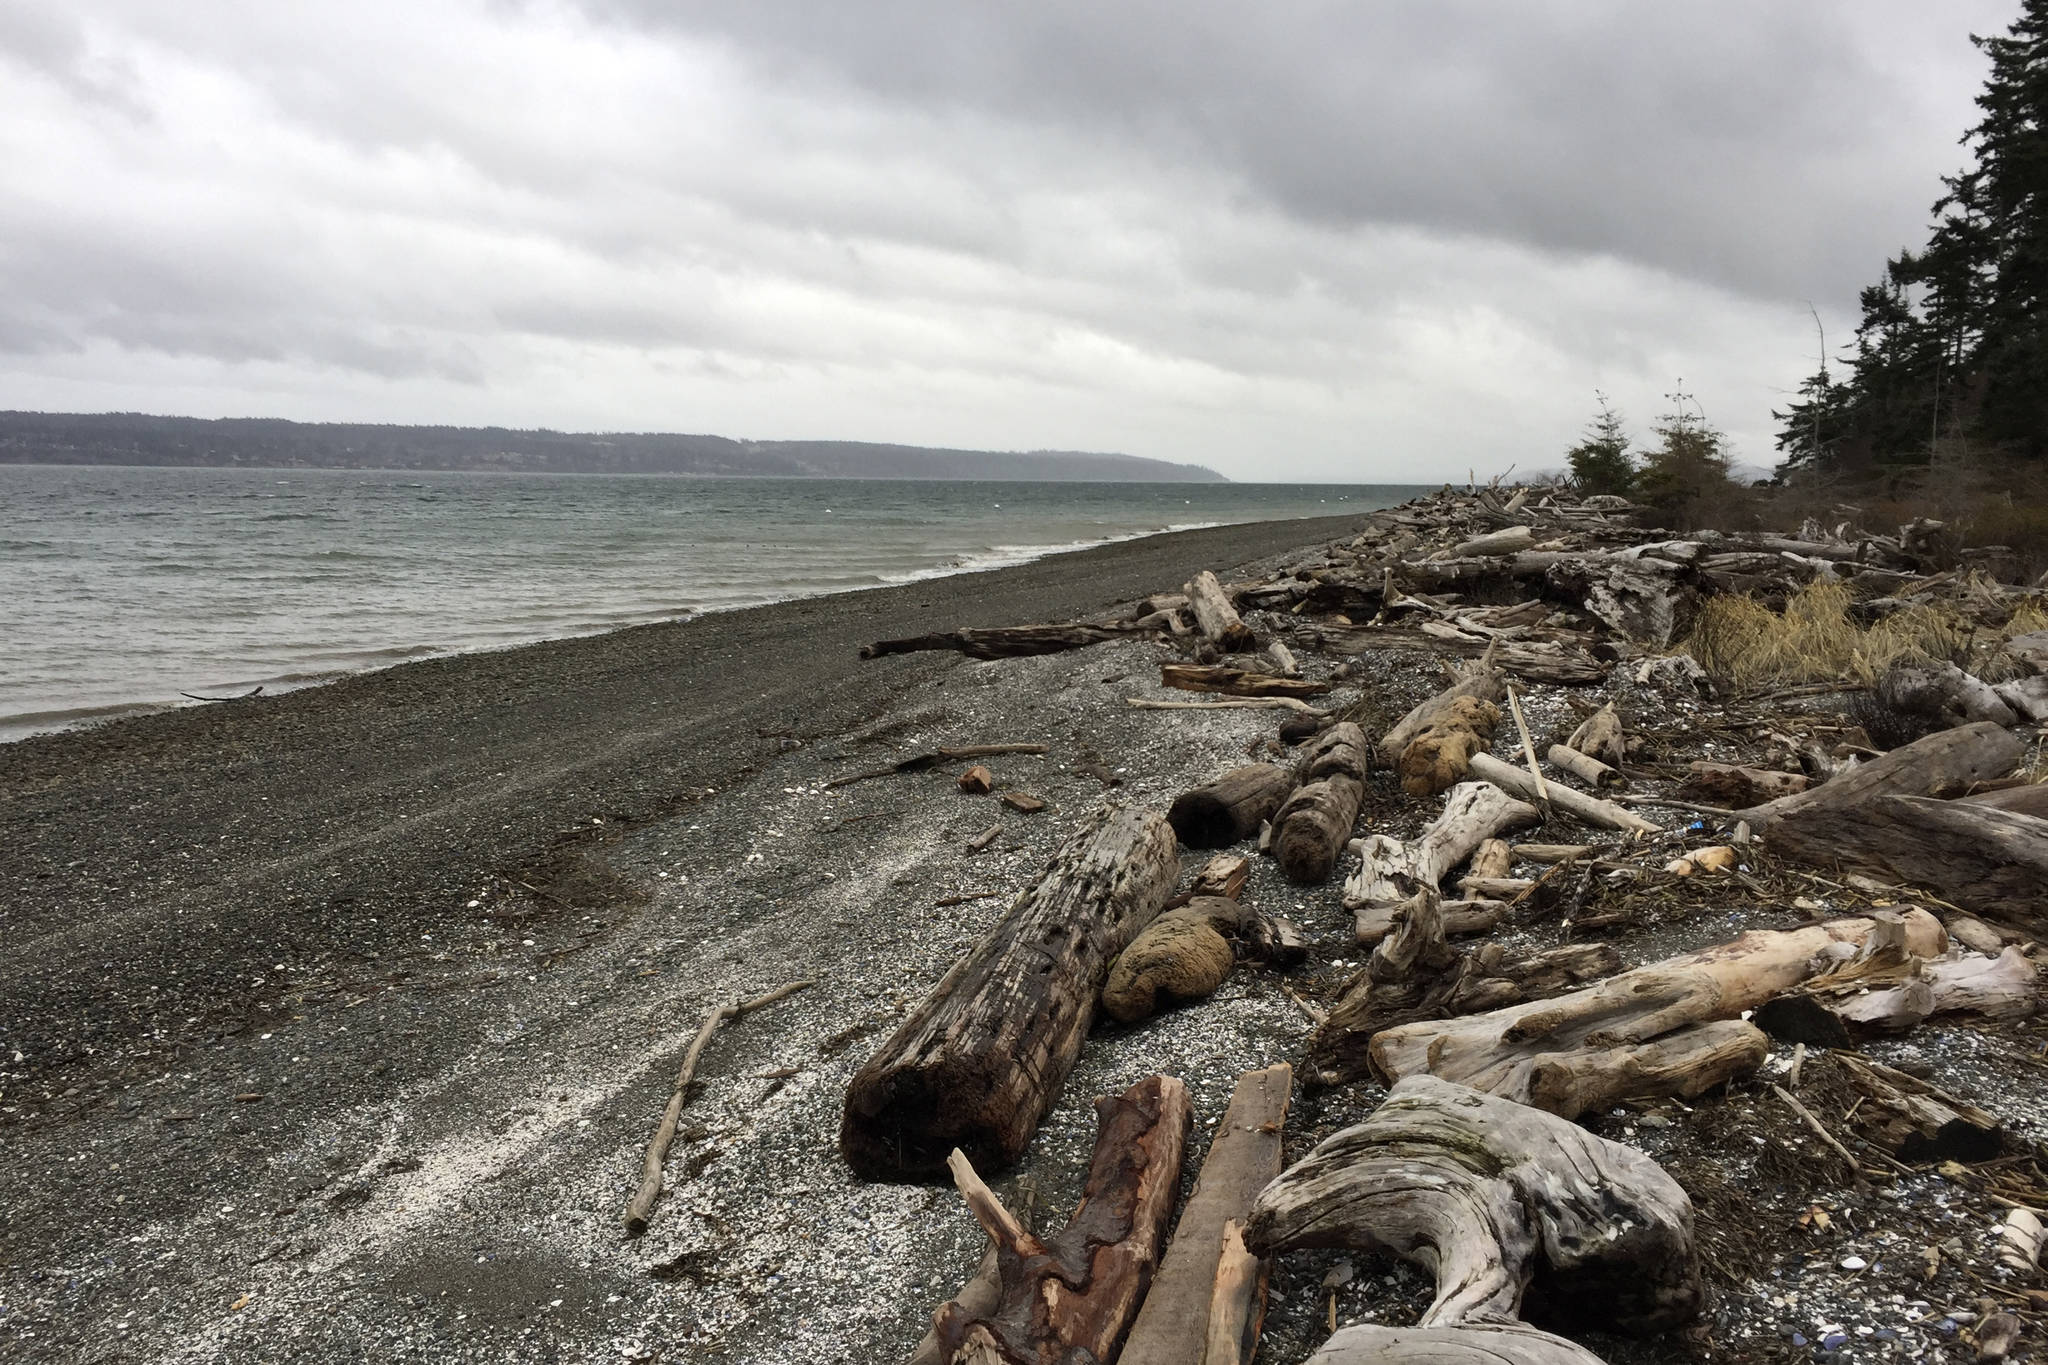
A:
[1120,1064,1290,1365]
[841,805,1178,1180]
[1836,1053,2004,1164]
[1680,761,1807,806]
[1369,911,1946,1118]
[1877,660,2019,729]
[1754,941,2036,1046]
[1739,721,2025,828]
[1185,569,1258,652]
[1161,663,1331,699]
[1379,658,1507,766]
[1398,696,1501,797]
[1565,703,1624,767]
[1768,795,2048,933]
[1297,1321,1605,1365]
[1102,897,1244,1023]
[861,623,1137,660]
[1167,764,1295,849]
[1467,752,1660,834]
[1343,781,1541,918]
[1245,1076,1702,1335]
[934,1075,1192,1362]
[1272,723,1368,885]
[1545,743,1620,789]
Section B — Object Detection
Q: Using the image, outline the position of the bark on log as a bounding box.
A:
[1768,795,2048,931]
[1739,722,2026,827]
[1565,703,1625,767]
[1545,743,1621,789]
[1162,664,1331,699]
[1836,1053,2003,1164]
[1167,764,1295,849]
[1342,782,1542,914]
[862,623,1137,660]
[1273,723,1368,885]
[1468,752,1661,834]
[1298,1321,1605,1365]
[1369,911,1947,1118]
[1244,1076,1702,1334]
[1120,1064,1291,1365]
[1185,569,1259,652]
[934,1075,1193,1363]
[1379,661,1508,766]
[1398,696,1501,798]
[841,805,1179,1181]
[1680,761,1807,806]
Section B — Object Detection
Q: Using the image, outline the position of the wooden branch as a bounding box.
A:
[825,744,1050,789]
[1272,722,1368,885]
[841,806,1179,1180]
[1342,782,1540,917]
[1244,1076,1701,1334]
[1127,696,1330,715]
[861,623,1138,660]
[1680,760,1807,806]
[622,979,812,1233]
[1161,663,1331,699]
[933,1075,1193,1363]
[1546,743,1621,789]
[1167,764,1295,849]
[1185,569,1258,651]
[1368,911,1946,1118]
[1121,1064,1290,1365]
[1468,752,1660,833]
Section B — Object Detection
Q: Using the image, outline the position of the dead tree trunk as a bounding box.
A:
[1272,723,1368,885]
[1835,1053,2003,1164]
[1167,764,1295,849]
[1739,721,2026,828]
[1185,569,1258,652]
[1368,911,1947,1118]
[841,805,1179,1181]
[934,1075,1193,1363]
[862,623,1137,660]
[1162,663,1331,700]
[1244,1076,1702,1335]
[1120,1064,1291,1365]
[1768,795,2048,933]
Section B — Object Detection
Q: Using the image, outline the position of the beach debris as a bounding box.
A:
[1835,1052,2004,1163]
[178,685,266,703]
[957,765,994,794]
[1467,752,1660,833]
[1545,741,1621,790]
[1344,781,1541,923]
[840,804,1178,1181]
[1102,896,1245,1023]
[1121,1064,1289,1365]
[1166,763,1294,849]
[999,792,1045,813]
[966,823,1002,853]
[1271,722,1368,885]
[1184,568,1258,652]
[859,622,1144,660]
[930,1075,1190,1363]
[823,742,1049,790]
[622,978,812,1234]
[1565,701,1625,766]
[1160,662,1330,699]
[1679,760,1807,806]
[1127,695,1329,715]
[1397,694,1500,798]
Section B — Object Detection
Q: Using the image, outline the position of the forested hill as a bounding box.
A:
[0,412,1227,482]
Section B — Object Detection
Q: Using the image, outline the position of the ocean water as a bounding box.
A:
[0,465,1417,741]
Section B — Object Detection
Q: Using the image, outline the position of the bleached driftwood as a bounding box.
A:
[1739,721,2025,828]
[1379,657,1508,766]
[1185,569,1258,652]
[1565,702,1624,767]
[1754,942,2037,1046]
[1546,743,1621,789]
[1468,752,1660,834]
[1342,781,1540,929]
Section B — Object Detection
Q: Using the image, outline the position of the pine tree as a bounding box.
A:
[1565,392,1636,494]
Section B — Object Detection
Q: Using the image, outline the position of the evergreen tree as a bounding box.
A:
[1636,386,1737,526]
[1565,392,1636,494]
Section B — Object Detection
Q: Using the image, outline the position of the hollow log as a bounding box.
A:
[1244,1076,1702,1334]
[1399,696,1501,797]
[1273,723,1368,885]
[861,623,1136,660]
[1379,660,1507,766]
[1739,721,2026,828]
[1545,743,1621,789]
[1167,764,1295,849]
[1299,1321,1605,1365]
[1342,782,1542,915]
[1565,703,1625,767]
[1120,1064,1290,1365]
[1369,911,1947,1118]
[1161,663,1330,700]
[1680,761,1807,807]
[1835,1053,2003,1164]
[841,805,1179,1181]
[1185,569,1259,652]
[1767,795,2048,931]
[934,1075,1193,1363]
[1468,752,1660,834]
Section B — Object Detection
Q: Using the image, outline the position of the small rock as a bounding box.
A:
[1841,1256,1868,1271]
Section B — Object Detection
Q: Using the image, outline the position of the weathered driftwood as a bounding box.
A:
[1244,1076,1702,1334]
[1877,660,2019,729]
[826,743,1051,790]
[1161,663,1330,700]
[1739,721,2026,827]
[1513,842,1593,864]
[1836,1053,2003,1164]
[1102,897,1244,1023]
[1273,723,1368,885]
[1467,752,1660,834]
[1204,1222,1266,1365]
[1263,641,1300,678]
[1754,941,2037,1046]
[1185,569,1259,652]
[1369,911,1947,1118]
[2001,1208,2046,1272]
[1964,781,2048,819]
[1399,696,1500,797]
[1378,658,1507,766]
[1297,1321,1605,1365]
[841,806,1178,1180]
[911,1182,1040,1365]
[1343,782,1541,919]
[1680,760,1807,806]
[1465,838,1512,897]
[934,1075,1192,1362]
[861,623,1136,660]
[1167,764,1295,849]
[1353,896,1504,948]
[1565,702,1624,767]
[1769,795,2048,931]
[1121,1064,1290,1365]
[1129,696,1330,716]
[1545,743,1620,789]
[1188,852,1251,902]
[1448,525,1537,558]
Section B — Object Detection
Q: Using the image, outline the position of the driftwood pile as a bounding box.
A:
[625,483,2048,1363]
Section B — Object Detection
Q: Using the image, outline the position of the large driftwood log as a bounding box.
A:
[1740,722,2026,827]
[1343,781,1541,917]
[1244,1076,1702,1334]
[1379,659,1508,766]
[862,623,1136,660]
[1468,752,1661,833]
[1273,723,1368,885]
[1299,1321,1605,1365]
[1754,940,2037,1046]
[841,806,1179,1180]
[1167,764,1295,849]
[1681,760,1807,806]
[1835,1053,2003,1164]
[1120,1064,1291,1365]
[1965,782,2048,819]
[1369,911,1947,1118]
[1769,795,2048,932]
[935,1075,1193,1363]
[1162,663,1331,699]
[1185,569,1258,652]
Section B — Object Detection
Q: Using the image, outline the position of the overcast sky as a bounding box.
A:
[0,2,2018,481]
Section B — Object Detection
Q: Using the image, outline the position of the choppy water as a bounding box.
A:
[0,465,1415,741]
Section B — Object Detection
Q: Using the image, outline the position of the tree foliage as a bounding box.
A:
[1565,392,1636,495]
[1635,387,1738,527]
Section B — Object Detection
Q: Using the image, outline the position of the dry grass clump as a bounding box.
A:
[1680,581,1986,692]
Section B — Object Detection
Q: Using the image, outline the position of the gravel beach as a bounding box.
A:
[0,513,1374,1363]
